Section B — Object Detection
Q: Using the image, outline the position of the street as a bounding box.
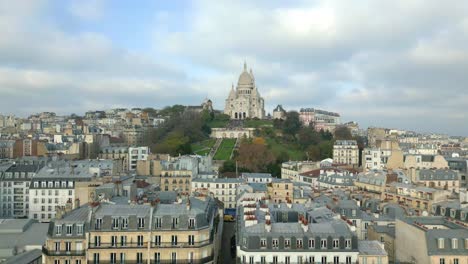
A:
[219,221,236,264]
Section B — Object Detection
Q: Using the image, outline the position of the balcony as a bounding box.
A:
[42,246,85,256]
[88,242,148,249]
[90,255,214,264]
[152,240,212,248]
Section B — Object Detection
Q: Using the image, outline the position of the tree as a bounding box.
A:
[334,125,353,140]
[236,142,275,172]
[298,126,321,148]
[282,111,302,136]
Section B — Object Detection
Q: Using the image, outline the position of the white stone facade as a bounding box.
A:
[224,62,265,119]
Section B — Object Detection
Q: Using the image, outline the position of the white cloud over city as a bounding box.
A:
[0,0,467,135]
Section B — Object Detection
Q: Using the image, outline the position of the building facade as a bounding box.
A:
[333,140,359,167]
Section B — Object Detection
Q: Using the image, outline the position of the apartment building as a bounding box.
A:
[0,163,43,218]
[128,147,149,171]
[192,177,244,209]
[414,169,460,193]
[382,183,451,215]
[333,140,359,167]
[267,178,294,204]
[237,201,359,264]
[28,160,111,222]
[43,196,222,264]
[362,148,383,171]
[0,140,15,159]
[281,161,320,181]
[395,217,468,264]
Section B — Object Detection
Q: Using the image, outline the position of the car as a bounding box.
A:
[224,215,235,222]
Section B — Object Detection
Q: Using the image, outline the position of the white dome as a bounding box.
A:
[238,71,253,86]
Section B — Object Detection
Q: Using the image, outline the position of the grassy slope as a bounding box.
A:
[192,139,216,156]
[213,138,237,160]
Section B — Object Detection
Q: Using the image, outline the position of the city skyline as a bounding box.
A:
[1,1,467,135]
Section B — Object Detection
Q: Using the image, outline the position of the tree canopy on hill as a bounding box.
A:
[145,108,212,156]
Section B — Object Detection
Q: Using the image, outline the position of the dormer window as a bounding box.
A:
[188,218,195,229]
[95,218,102,230]
[66,224,73,235]
[55,225,62,235]
[112,218,119,229]
[138,217,145,228]
[452,238,458,249]
[122,218,128,229]
[438,238,445,249]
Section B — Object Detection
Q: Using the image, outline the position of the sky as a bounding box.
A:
[0,0,467,136]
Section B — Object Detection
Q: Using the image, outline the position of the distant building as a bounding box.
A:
[272,105,286,120]
[299,108,341,131]
[224,62,265,119]
[357,240,389,264]
[192,177,244,209]
[128,146,149,171]
[362,148,383,171]
[333,140,359,167]
[0,163,43,218]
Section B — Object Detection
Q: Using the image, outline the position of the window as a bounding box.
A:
[95,218,102,230]
[452,238,458,249]
[93,253,100,264]
[250,256,254,264]
[272,239,279,249]
[54,242,60,251]
[55,225,62,235]
[154,235,161,246]
[138,217,145,228]
[121,236,127,246]
[94,236,101,247]
[111,236,117,247]
[65,242,71,251]
[155,217,162,228]
[380,236,385,243]
[66,225,73,235]
[189,218,195,228]
[260,238,267,248]
[345,239,351,249]
[120,253,125,264]
[285,256,290,264]
[438,238,445,249]
[334,256,339,264]
[154,252,160,264]
[171,235,178,245]
[321,239,327,249]
[321,256,327,264]
[308,257,315,264]
[136,252,143,264]
[284,239,291,248]
[172,217,179,228]
[333,239,339,249]
[440,258,445,264]
[110,253,117,264]
[171,252,177,263]
[137,235,144,246]
[188,235,195,246]
[296,239,303,248]
[346,256,352,264]
[454,258,459,264]
[76,224,83,235]
[308,239,315,248]
[112,218,119,229]
[75,260,81,264]
[273,256,278,264]
[260,256,266,264]
[54,260,60,264]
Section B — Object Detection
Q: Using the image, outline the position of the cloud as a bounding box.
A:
[151,0,468,135]
[68,0,106,21]
[0,1,467,135]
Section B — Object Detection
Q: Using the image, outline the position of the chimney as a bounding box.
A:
[75,198,80,208]
[301,219,309,232]
[65,199,73,212]
[186,199,191,211]
[265,220,271,232]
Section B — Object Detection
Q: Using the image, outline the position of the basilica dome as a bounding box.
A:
[238,71,253,86]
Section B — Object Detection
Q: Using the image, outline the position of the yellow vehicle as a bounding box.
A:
[224,215,235,222]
